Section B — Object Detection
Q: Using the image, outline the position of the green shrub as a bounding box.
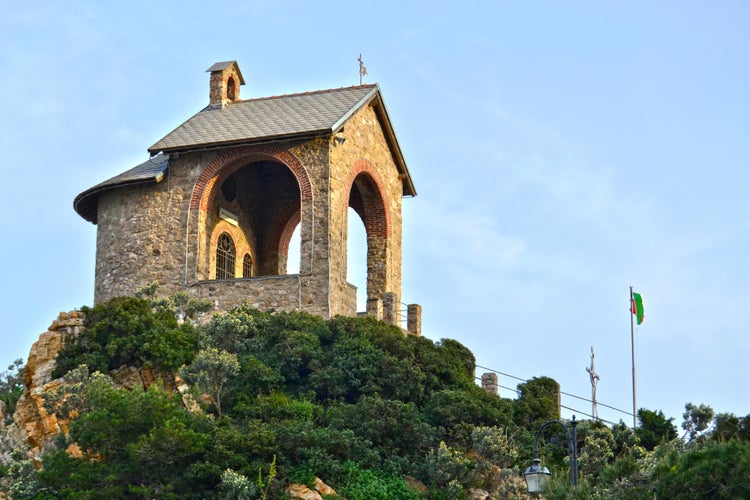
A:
[53,296,198,378]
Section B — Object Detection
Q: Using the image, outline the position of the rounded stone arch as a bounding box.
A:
[345,159,392,303]
[191,143,312,212]
[345,159,391,238]
[190,144,313,280]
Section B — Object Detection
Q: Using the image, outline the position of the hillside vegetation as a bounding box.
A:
[1,293,750,499]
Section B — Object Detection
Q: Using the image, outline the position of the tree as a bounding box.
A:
[681,402,714,443]
[181,347,240,417]
[0,359,24,423]
[655,440,750,499]
[513,376,560,431]
[636,408,677,451]
[52,296,199,378]
[33,368,213,498]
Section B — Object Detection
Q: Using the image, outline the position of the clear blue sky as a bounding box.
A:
[2,1,749,428]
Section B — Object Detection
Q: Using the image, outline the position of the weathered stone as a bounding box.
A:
[286,484,323,500]
[481,372,499,395]
[467,488,492,500]
[286,477,336,499]
[109,365,144,390]
[311,477,336,496]
[7,311,186,461]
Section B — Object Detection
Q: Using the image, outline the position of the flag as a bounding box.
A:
[631,292,644,325]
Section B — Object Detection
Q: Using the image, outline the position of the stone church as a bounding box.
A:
[74,61,420,333]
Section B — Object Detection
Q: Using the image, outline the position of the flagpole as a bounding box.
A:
[630,286,637,429]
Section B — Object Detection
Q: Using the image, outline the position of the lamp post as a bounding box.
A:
[524,415,578,494]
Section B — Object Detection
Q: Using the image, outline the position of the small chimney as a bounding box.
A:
[206,61,245,109]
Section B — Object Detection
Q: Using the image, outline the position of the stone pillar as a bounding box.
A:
[407,304,422,336]
[481,372,498,395]
[366,297,383,320]
[382,292,399,326]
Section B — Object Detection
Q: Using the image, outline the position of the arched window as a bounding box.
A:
[242,253,253,278]
[227,77,236,101]
[216,232,235,279]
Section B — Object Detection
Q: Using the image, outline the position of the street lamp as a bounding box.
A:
[524,415,578,494]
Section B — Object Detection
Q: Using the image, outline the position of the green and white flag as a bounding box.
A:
[631,292,644,325]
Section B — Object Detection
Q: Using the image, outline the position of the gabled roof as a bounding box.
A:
[148,83,415,196]
[73,154,169,223]
[75,83,415,224]
[206,61,245,84]
[150,85,375,153]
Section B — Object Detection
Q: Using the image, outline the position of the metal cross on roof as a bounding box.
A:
[358,53,368,85]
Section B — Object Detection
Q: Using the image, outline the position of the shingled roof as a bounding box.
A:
[74,153,169,223]
[75,82,415,224]
[150,84,379,153]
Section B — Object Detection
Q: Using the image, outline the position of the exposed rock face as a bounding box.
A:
[4,311,185,463]
[286,477,337,499]
[5,311,83,461]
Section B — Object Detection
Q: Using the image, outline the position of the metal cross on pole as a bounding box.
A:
[586,346,600,421]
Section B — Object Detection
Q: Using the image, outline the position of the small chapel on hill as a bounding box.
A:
[74,61,421,334]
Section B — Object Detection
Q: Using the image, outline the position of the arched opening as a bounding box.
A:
[206,159,301,279]
[286,224,301,274]
[347,207,367,312]
[347,168,390,307]
[242,253,253,278]
[226,76,236,101]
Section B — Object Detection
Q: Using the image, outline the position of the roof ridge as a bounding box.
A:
[237,84,377,104]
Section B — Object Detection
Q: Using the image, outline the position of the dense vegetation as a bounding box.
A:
[2,293,750,498]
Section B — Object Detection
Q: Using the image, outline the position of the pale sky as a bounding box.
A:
[2,1,749,427]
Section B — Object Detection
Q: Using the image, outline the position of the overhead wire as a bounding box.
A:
[474,364,635,421]
[473,376,623,425]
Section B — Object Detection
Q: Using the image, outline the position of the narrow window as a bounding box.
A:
[242,253,253,278]
[227,77,236,101]
[216,233,236,279]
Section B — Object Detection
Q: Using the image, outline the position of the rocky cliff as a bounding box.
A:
[3,311,185,464]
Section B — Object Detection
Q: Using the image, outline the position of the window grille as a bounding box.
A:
[216,233,236,279]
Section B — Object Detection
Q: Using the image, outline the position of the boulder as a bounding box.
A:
[286,477,337,499]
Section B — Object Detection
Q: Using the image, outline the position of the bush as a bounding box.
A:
[53,296,199,378]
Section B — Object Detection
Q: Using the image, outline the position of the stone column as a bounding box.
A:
[407,304,422,336]
[481,372,499,395]
[382,292,399,326]
[366,297,383,320]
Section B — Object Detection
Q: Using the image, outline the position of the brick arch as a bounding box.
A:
[190,143,312,213]
[345,159,391,238]
[276,208,301,258]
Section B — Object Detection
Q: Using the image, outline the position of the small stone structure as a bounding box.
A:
[481,372,499,395]
[74,61,421,332]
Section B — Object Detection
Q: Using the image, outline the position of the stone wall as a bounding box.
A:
[328,104,404,314]
[92,103,406,324]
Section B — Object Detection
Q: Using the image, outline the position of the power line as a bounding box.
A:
[473,376,623,426]
[475,363,635,419]
[560,404,619,427]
